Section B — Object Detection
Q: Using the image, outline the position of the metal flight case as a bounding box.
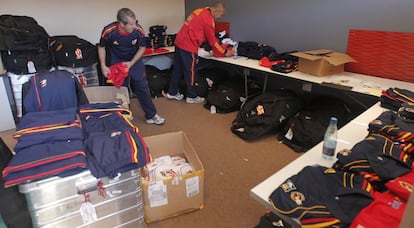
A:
[18,169,146,228]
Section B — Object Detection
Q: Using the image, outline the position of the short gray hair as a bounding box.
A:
[117,8,136,24]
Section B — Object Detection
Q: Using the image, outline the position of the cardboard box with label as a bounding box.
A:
[142,131,205,223]
[291,49,356,76]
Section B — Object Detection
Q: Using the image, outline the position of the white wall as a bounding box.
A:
[0,77,15,131]
[0,0,185,44]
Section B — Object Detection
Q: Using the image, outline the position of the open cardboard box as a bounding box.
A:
[83,86,129,108]
[142,131,205,223]
[291,49,356,76]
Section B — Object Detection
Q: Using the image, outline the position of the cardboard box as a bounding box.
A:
[291,49,356,76]
[83,86,129,107]
[142,131,205,223]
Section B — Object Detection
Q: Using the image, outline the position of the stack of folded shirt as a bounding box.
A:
[2,107,87,187]
[380,87,414,111]
[79,102,151,179]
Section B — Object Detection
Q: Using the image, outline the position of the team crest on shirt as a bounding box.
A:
[399,180,413,192]
[324,168,337,174]
[281,180,296,192]
[132,39,137,45]
[113,40,119,46]
[40,79,47,87]
[290,191,305,205]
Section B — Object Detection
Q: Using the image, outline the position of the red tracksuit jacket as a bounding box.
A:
[174,7,226,55]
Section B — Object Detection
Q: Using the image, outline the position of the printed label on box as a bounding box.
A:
[186,176,200,197]
[148,181,168,207]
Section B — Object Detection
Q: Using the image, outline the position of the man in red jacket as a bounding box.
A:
[166,2,234,104]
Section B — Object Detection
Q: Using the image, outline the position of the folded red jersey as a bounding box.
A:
[350,191,406,228]
[213,44,233,58]
[143,48,170,56]
[259,57,285,68]
[385,163,414,201]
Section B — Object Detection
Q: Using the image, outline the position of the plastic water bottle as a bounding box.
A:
[233,42,239,59]
[322,117,338,161]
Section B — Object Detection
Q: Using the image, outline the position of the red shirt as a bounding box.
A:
[174,7,226,55]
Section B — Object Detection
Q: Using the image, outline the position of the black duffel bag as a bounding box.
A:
[278,95,353,152]
[0,14,49,51]
[231,90,303,140]
[1,49,53,74]
[49,35,97,68]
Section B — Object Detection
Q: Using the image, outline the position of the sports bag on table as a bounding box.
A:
[49,35,98,68]
[0,14,52,74]
[0,14,49,51]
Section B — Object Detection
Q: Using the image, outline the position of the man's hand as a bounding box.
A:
[101,65,110,78]
[225,49,235,57]
[123,61,133,69]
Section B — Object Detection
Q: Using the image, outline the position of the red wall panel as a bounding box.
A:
[346,29,414,83]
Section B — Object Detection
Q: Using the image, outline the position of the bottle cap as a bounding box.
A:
[330,117,338,125]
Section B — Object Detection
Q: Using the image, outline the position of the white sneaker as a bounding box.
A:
[166,92,184,100]
[146,114,165,125]
[186,96,205,104]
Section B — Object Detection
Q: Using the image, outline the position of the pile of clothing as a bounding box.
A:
[79,102,151,178]
[146,25,176,49]
[141,155,194,182]
[2,107,87,187]
[269,89,414,227]
[2,70,151,188]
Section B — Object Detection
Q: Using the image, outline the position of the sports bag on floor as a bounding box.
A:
[231,90,304,140]
[204,76,244,113]
[195,67,230,97]
[278,95,353,152]
[145,65,170,98]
